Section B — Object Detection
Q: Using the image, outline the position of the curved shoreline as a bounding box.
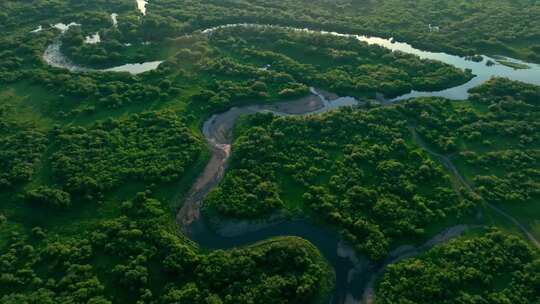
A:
[42,23,163,74]
[202,24,540,101]
[43,23,540,99]
[39,21,540,303]
[180,88,539,303]
[178,89,471,303]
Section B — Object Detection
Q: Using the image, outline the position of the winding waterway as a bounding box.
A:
[203,24,540,100]
[40,22,540,304]
[179,88,471,304]
[42,23,163,74]
[43,23,540,96]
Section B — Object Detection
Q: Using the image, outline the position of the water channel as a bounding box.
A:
[40,21,540,304]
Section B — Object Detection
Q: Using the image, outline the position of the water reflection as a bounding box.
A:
[204,24,540,101]
[43,23,162,74]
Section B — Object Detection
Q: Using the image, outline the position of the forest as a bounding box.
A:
[50,111,203,198]
[1,192,333,303]
[377,230,540,303]
[399,79,540,230]
[0,0,539,303]
[205,96,468,260]
[65,0,540,62]
[0,105,47,188]
[207,78,539,261]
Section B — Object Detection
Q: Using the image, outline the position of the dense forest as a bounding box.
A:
[23,0,537,62]
[205,94,470,260]
[377,230,540,303]
[400,79,540,231]
[1,0,539,303]
[208,78,539,261]
[0,105,47,188]
[1,192,333,303]
[50,111,203,198]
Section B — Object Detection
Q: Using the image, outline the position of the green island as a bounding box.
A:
[495,59,531,70]
[1,0,540,303]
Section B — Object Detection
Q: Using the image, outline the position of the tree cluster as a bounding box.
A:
[0,192,333,304]
[50,111,203,199]
[377,230,540,304]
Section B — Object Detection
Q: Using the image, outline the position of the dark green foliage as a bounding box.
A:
[401,79,540,205]
[0,192,333,304]
[206,106,471,260]
[130,0,540,62]
[0,107,47,188]
[1,1,540,303]
[206,167,284,218]
[23,186,71,208]
[207,27,472,98]
[50,111,202,197]
[377,230,540,304]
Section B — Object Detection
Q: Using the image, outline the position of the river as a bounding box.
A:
[40,22,540,304]
[42,23,540,96]
[203,24,540,100]
[42,23,163,75]
[178,88,472,304]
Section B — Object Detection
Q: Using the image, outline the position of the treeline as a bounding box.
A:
[0,192,333,304]
[376,230,540,303]
[135,0,540,62]
[207,78,539,260]
[61,25,168,68]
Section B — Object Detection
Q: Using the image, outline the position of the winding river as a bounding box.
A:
[42,23,163,75]
[42,23,540,91]
[178,88,472,304]
[41,22,540,304]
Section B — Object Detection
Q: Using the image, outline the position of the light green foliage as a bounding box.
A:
[207,27,472,98]
[0,0,539,303]
[50,111,202,197]
[401,79,540,206]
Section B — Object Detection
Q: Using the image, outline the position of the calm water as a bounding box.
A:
[38,21,539,303]
[111,13,118,27]
[84,32,101,44]
[204,24,540,101]
[187,89,470,304]
[190,219,365,304]
[43,23,162,74]
[43,23,540,86]
[105,61,162,74]
[189,89,367,304]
